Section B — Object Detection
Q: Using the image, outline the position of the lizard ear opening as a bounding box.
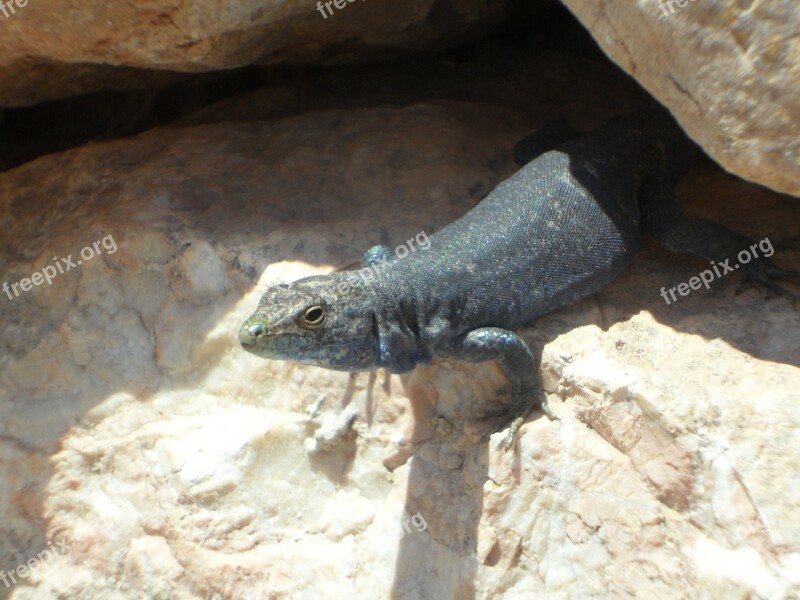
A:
[297,305,326,328]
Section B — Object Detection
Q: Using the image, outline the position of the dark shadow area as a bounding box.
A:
[0,66,277,173]
[0,0,598,174]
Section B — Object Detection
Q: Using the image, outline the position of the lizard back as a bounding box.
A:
[374,107,700,336]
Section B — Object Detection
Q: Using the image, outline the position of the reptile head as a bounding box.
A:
[239,274,380,371]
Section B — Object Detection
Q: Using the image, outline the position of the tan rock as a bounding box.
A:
[0,0,508,106]
[1,85,798,597]
[560,0,800,196]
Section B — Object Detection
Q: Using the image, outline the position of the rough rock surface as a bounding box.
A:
[0,0,508,107]
[1,67,799,598]
[4,0,798,203]
[560,0,800,197]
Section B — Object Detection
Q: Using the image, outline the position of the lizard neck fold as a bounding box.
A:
[367,272,435,374]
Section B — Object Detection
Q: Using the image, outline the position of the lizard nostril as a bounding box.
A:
[248,324,266,338]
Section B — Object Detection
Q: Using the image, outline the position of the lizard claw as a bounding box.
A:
[737,259,800,307]
[539,396,559,421]
[489,427,517,449]
[477,393,559,449]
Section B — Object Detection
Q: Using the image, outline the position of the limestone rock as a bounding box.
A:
[559,0,800,197]
[0,0,508,107]
[1,85,799,597]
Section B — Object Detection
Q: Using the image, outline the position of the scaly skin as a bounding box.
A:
[239,105,799,444]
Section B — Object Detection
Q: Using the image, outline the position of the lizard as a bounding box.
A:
[239,104,799,443]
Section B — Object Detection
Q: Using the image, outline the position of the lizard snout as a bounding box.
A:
[239,322,266,346]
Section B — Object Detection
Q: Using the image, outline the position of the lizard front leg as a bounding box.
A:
[362,245,394,267]
[438,327,556,443]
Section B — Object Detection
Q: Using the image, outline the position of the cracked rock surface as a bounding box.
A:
[560,0,800,197]
[1,53,799,599]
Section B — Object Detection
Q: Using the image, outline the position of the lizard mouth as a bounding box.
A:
[238,325,313,358]
[238,323,380,369]
[238,322,267,348]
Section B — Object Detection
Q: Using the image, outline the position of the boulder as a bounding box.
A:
[560,0,800,196]
[1,59,798,595]
[0,0,508,106]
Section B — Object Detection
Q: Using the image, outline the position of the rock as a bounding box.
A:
[559,0,800,197]
[0,0,509,107]
[1,62,799,598]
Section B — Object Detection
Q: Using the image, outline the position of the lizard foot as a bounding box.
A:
[478,391,559,448]
[736,259,800,307]
[438,327,557,447]
[473,401,510,421]
[362,245,394,268]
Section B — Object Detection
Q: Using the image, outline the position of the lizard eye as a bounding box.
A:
[298,305,326,328]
